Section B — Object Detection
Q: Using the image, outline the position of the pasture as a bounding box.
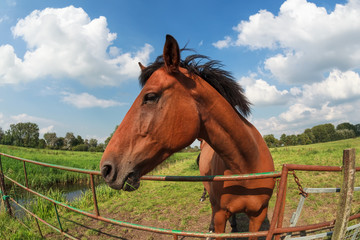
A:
[0,137,359,239]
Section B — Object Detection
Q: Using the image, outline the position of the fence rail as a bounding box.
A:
[0,149,358,239]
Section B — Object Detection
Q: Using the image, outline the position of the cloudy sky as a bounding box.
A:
[0,0,359,143]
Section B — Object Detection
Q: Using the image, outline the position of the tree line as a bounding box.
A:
[0,122,109,152]
[1,121,359,151]
[263,122,360,148]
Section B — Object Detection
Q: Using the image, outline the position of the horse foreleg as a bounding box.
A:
[213,209,231,240]
[207,209,229,240]
[248,206,268,240]
[206,210,215,240]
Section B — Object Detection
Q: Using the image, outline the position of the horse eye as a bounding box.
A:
[143,92,160,104]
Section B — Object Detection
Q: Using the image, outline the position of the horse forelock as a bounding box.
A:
[139,51,252,117]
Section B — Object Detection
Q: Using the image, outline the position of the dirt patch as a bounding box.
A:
[47,203,278,240]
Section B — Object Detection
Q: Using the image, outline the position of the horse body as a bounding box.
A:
[100,35,275,239]
[199,137,274,238]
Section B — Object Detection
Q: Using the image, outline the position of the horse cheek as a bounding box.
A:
[166,100,199,150]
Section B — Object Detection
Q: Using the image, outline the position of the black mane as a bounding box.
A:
[139,52,251,117]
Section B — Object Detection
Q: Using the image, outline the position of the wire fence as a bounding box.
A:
[0,149,359,239]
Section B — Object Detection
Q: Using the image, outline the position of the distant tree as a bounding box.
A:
[336,122,355,131]
[355,124,360,136]
[55,137,65,149]
[335,129,355,140]
[2,130,13,145]
[44,132,58,148]
[280,134,297,146]
[288,135,297,146]
[311,123,336,143]
[296,133,312,145]
[304,129,315,144]
[89,138,98,148]
[76,135,84,145]
[72,144,88,151]
[10,122,39,148]
[0,127,4,143]
[64,132,76,149]
[279,134,287,146]
[38,139,46,149]
[96,143,105,152]
[263,134,279,148]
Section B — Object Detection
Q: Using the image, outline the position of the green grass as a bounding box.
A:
[0,145,103,188]
[268,137,360,225]
[0,145,200,189]
[0,138,359,239]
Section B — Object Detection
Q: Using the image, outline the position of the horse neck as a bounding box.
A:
[196,82,270,174]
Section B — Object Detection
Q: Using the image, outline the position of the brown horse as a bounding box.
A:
[198,139,274,239]
[100,35,275,239]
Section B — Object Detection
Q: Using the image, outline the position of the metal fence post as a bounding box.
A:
[0,154,12,217]
[332,148,356,240]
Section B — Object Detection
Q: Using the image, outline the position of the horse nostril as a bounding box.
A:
[101,163,114,181]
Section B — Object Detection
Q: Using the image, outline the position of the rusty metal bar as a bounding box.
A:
[285,164,342,172]
[0,154,12,217]
[0,153,283,181]
[0,153,101,175]
[267,165,289,240]
[275,173,288,240]
[34,218,43,238]
[22,161,29,188]
[89,174,99,216]
[141,171,282,181]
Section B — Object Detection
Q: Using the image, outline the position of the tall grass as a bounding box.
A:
[0,145,102,188]
[0,145,200,189]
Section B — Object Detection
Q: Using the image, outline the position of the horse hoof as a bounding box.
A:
[199,197,205,202]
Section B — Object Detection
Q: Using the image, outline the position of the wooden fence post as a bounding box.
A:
[332,148,356,240]
[0,155,13,217]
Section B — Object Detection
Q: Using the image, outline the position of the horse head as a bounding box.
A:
[100,35,201,191]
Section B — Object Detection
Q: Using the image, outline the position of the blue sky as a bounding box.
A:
[1,0,359,143]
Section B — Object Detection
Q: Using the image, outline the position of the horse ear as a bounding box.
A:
[138,62,146,71]
[163,34,180,73]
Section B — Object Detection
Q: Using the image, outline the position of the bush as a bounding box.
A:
[72,144,89,151]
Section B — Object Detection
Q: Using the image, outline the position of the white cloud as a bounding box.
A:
[39,125,54,135]
[301,70,360,105]
[216,0,360,84]
[250,69,360,136]
[239,76,291,106]
[61,92,127,109]
[10,113,56,125]
[0,15,9,23]
[212,36,232,49]
[0,6,153,86]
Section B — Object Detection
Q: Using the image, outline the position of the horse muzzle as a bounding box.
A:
[100,161,140,191]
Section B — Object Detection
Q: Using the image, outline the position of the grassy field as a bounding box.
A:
[0,138,359,239]
[0,145,197,188]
